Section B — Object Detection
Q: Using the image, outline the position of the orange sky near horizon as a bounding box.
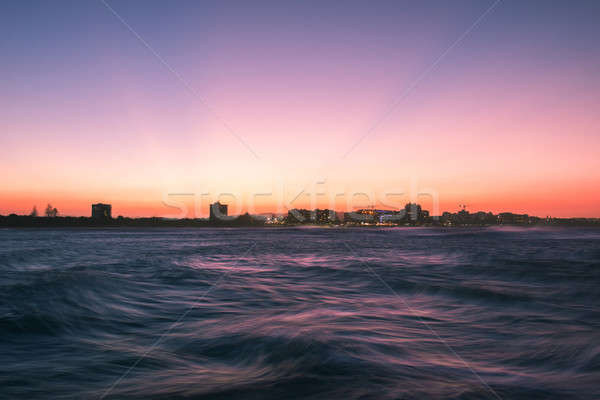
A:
[1,1,599,218]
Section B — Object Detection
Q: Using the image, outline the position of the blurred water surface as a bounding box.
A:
[1,227,599,399]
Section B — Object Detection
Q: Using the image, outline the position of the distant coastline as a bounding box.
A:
[2,211,599,228]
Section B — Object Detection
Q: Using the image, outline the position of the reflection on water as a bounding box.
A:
[1,227,599,399]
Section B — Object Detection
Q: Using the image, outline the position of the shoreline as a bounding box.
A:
[2,214,599,229]
[2,224,599,230]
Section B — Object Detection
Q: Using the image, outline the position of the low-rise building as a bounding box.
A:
[209,202,228,222]
[91,203,112,219]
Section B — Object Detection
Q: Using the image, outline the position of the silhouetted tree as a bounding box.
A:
[30,206,38,217]
[45,204,58,217]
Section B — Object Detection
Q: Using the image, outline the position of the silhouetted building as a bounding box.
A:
[286,208,336,224]
[498,212,530,225]
[91,203,112,219]
[287,209,313,223]
[315,209,336,224]
[209,202,228,222]
[404,203,426,223]
[344,209,376,224]
[474,211,496,225]
[343,209,404,224]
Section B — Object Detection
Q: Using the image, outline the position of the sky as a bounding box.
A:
[1,0,599,217]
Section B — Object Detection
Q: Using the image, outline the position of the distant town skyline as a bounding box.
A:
[3,195,600,220]
[2,1,600,218]
[3,200,599,228]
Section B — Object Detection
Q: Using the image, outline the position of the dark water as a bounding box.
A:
[1,227,599,399]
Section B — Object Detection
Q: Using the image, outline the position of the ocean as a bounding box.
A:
[1,227,599,399]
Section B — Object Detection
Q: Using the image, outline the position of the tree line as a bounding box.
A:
[29,204,59,217]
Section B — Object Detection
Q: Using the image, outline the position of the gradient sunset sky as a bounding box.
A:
[1,0,599,217]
